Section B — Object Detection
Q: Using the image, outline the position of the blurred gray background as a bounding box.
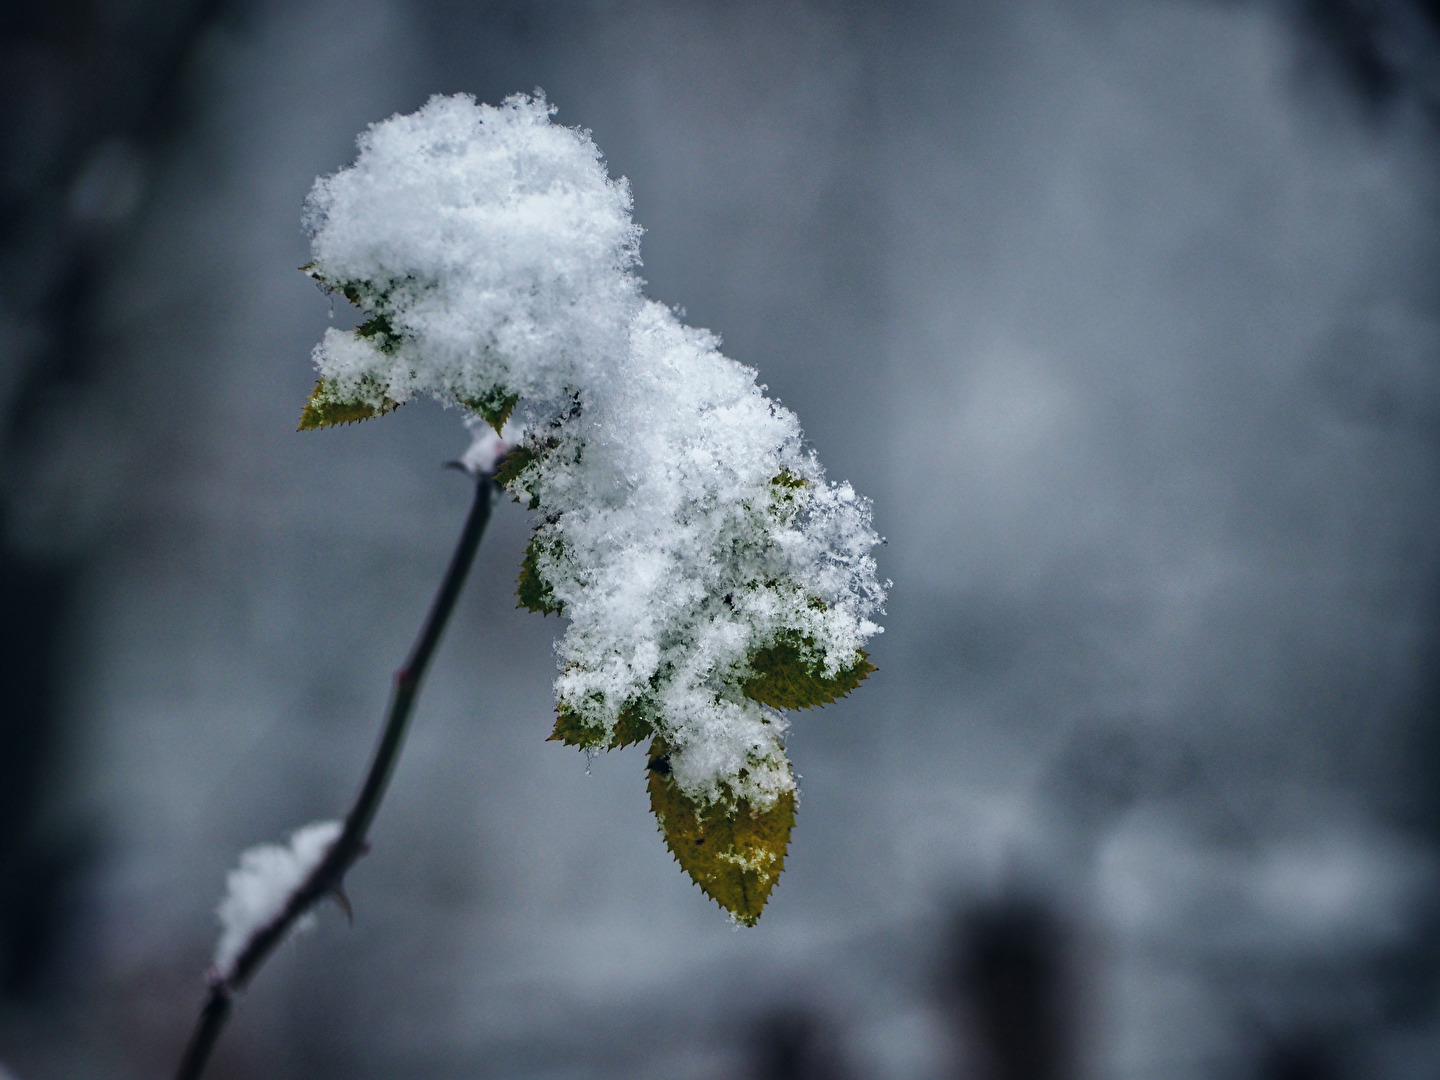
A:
[4,1,1440,1077]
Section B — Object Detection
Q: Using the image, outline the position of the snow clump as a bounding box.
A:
[303,92,641,415]
[302,93,885,812]
[213,820,341,981]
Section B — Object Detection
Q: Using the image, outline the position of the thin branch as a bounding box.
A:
[173,471,495,1080]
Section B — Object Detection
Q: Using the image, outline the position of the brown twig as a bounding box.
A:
[173,471,495,1080]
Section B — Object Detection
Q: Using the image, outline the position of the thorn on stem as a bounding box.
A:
[330,886,354,923]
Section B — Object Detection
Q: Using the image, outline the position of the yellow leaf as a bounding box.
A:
[610,705,654,750]
[646,741,794,925]
[548,707,601,748]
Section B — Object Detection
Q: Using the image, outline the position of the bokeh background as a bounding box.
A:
[4,1,1440,1077]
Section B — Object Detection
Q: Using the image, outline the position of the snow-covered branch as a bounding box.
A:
[174,474,494,1080]
[212,819,341,981]
[300,92,886,923]
[176,86,885,1080]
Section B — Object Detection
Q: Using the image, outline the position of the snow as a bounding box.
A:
[304,92,641,414]
[511,301,885,806]
[213,820,341,980]
[308,93,885,809]
[457,414,511,476]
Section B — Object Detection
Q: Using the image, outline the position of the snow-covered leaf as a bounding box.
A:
[460,386,520,434]
[516,532,562,614]
[549,703,653,750]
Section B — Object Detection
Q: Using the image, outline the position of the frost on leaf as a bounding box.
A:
[298,92,641,422]
[647,741,794,926]
[302,92,886,924]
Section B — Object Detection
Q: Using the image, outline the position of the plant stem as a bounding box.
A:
[173,472,495,1080]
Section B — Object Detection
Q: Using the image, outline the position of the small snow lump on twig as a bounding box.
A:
[213,820,341,981]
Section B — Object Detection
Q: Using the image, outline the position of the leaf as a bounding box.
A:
[461,385,520,434]
[646,741,795,926]
[517,532,563,614]
[493,446,536,490]
[549,702,654,750]
[611,704,654,749]
[297,379,400,431]
[354,314,401,353]
[548,707,600,747]
[496,437,562,508]
[741,635,875,710]
[771,470,808,489]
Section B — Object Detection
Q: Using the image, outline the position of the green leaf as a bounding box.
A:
[461,385,520,434]
[741,635,875,710]
[517,532,563,615]
[610,704,654,749]
[497,437,563,509]
[549,702,654,750]
[354,313,401,353]
[548,707,600,748]
[646,741,794,926]
[303,268,406,352]
[297,379,400,431]
[771,470,808,489]
[494,446,536,490]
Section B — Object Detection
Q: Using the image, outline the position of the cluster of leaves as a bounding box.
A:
[502,441,873,924]
[299,283,874,925]
[298,267,519,434]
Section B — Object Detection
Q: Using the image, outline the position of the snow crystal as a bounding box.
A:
[305,93,885,809]
[213,820,341,980]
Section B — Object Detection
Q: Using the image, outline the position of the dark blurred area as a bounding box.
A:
[1,0,228,1011]
[943,898,1074,1080]
[3,0,1440,1077]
